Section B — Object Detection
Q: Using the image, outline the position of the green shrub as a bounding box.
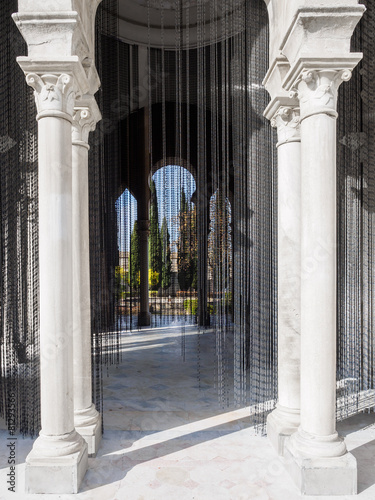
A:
[184,298,198,315]
[184,299,214,316]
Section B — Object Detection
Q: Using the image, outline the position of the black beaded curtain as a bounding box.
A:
[0,0,123,435]
[194,0,277,425]
[89,0,124,418]
[0,0,40,436]
[336,0,375,419]
[103,0,375,430]
[114,0,278,428]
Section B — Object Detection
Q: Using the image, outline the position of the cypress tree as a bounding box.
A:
[129,220,140,289]
[149,178,162,290]
[177,189,197,291]
[190,205,197,291]
[161,216,172,289]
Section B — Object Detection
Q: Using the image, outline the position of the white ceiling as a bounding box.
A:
[117,0,245,49]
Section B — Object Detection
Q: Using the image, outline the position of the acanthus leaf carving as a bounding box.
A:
[25,73,76,117]
[290,69,353,121]
[72,106,97,144]
[271,106,300,146]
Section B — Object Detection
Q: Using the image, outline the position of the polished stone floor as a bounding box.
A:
[1,325,375,499]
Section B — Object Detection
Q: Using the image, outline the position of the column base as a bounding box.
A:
[267,404,300,456]
[25,441,88,494]
[284,434,357,495]
[75,404,102,457]
[138,311,151,326]
[76,420,102,457]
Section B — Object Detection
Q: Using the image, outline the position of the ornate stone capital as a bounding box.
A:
[72,108,96,146]
[271,106,300,147]
[72,94,101,146]
[25,73,76,121]
[289,68,353,122]
[263,56,299,132]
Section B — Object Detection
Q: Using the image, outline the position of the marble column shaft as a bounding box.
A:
[22,71,88,493]
[267,105,301,454]
[72,100,101,455]
[28,73,84,447]
[292,69,351,450]
[13,0,103,492]
[281,65,360,496]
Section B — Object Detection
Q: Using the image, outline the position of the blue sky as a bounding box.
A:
[116,165,196,252]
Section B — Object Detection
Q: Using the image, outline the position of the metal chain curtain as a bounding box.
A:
[336,0,375,419]
[0,0,122,435]
[0,0,39,436]
[2,0,374,437]
[115,0,277,426]
[0,0,277,434]
[89,0,123,417]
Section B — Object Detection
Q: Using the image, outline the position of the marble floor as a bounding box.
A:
[1,324,375,500]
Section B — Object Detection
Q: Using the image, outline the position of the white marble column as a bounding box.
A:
[266,105,301,455]
[283,64,360,496]
[22,71,88,494]
[13,0,102,493]
[72,97,102,456]
[138,220,151,326]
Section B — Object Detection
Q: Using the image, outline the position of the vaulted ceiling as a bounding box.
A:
[117,0,245,48]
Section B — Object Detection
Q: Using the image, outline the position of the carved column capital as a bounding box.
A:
[25,73,76,121]
[72,107,96,147]
[72,94,102,147]
[289,68,352,122]
[271,106,300,147]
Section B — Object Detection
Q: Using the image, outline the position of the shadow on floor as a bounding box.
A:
[81,414,266,493]
[350,439,375,493]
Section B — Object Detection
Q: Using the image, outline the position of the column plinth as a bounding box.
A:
[72,100,102,456]
[21,71,88,494]
[266,104,301,455]
[138,220,151,326]
[282,64,360,495]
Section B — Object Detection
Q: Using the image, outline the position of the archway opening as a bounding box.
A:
[116,188,139,331]
[116,166,201,327]
[149,165,197,326]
